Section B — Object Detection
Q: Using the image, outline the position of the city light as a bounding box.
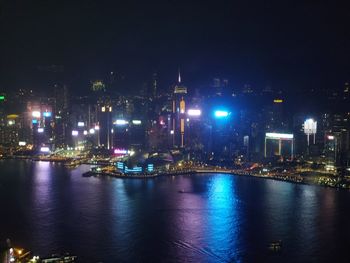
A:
[83,130,88,135]
[77,122,85,127]
[0,95,5,100]
[125,166,143,173]
[265,132,294,139]
[94,125,100,130]
[304,119,317,134]
[37,128,44,133]
[89,128,95,134]
[188,109,201,116]
[147,164,154,172]
[170,130,174,134]
[114,119,128,125]
[43,112,52,117]
[304,118,317,145]
[32,111,41,118]
[72,130,79,136]
[117,162,124,169]
[114,148,128,154]
[40,146,50,152]
[18,141,26,146]
[32,119,38,124]
[132,120,142,125]
[8,120,14,126]
[327,135,335,140]
[273,99,283,103]
[214,110,229,118]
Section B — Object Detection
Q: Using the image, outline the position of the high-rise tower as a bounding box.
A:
[172,71,187,148]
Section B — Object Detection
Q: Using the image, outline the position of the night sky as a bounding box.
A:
[1,0,350,94]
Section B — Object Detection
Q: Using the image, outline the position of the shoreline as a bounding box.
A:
[84,169,350,190]
[1,157,348,190]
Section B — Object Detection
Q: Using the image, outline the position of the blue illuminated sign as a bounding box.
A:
[147,164,154,172]
[116,162,124,169]
[32,119,38,124]
[43,112,52,117]
[214,110,229,118]
[124,166,142,173]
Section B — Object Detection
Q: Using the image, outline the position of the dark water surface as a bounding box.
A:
[0,160,349,262]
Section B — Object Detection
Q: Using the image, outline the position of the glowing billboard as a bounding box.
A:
[265,133,293,139]
[327,135,335,140]
[72,130,79,136]
[32,111,41,118]
[43,112,52,117]
[303,118,317,135]
[77,122,85,127]
[188,109,201,116]
[114,148,128,155]
[114,119,128,125]
[37,128,44,133]
[273,99,283,103]
[40,147,50,152]
[214,110,229,118]
[132,120,142,125]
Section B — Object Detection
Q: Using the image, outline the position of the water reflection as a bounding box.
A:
[0,162,349,263]
[207,174,241,262]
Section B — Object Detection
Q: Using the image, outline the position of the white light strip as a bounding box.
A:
[266,132,294,139]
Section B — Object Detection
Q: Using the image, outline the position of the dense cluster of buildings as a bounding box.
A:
[1,74,350,171]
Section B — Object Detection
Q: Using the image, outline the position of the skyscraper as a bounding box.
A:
[172,71,187,148]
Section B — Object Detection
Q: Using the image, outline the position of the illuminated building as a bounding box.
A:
[303,118,317,146]
[171,71,187,148]
[264,132,294,159]
[97,99,113,149]
[343,82,350,100]
[212,78,229,96]
[2,114,21,146]
[54,84,70,147]
[321,113,350,166]
[91,80,106,92]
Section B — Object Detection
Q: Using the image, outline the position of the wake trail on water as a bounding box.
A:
[170,239,233,263]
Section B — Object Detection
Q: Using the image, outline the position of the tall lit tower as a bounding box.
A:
[152,72,158,98]
[172,71,187,148]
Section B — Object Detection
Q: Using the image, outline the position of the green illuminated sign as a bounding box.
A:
[0,96,4,100]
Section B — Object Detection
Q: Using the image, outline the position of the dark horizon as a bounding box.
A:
[1,0,350,93]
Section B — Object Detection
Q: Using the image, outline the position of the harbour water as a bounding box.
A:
[0,159,349,262]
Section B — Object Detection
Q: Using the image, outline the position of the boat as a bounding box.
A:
[82,171,94,177]
[268,240,282,251]
[41,253,77,262]
[64,159,81,168]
